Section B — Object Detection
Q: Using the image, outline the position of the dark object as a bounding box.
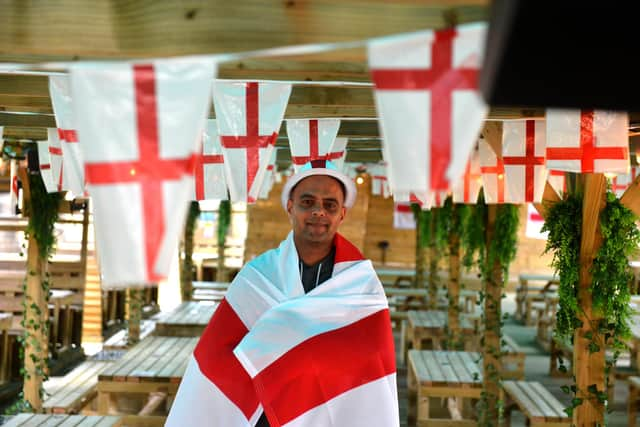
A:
[377,240,390,265]
[27,147,40,174]
[480,2,638,111]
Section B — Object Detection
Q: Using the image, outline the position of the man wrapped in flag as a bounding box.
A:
[167,160,399,427]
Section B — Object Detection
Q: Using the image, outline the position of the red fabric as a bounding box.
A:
[546,110,628,172]
[481,156,505,203]
[220,82,277,203]
[461,157,480,203]
[194,153,224,200]
[84,64,197,281]
[395,204,412,213]
[57,128,78,142]
[370,29,478,191]
[253,309,396,426]
[334,232,364,263]
[502,120,544,202]
[194,299,259,420]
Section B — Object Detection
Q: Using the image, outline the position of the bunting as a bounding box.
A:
[259,149,278,200]
[193,120,228,201]
[36,138,57,193]
[452,147,481,204]
[479,138,505,204]
[393,203,415,229]
[287,119,340,171]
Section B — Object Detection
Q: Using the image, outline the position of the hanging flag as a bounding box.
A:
[259,149,278,200]
[479,138,505,204]
[547,170,566,198]
[546,109,629,173]
[368,23,488,197]
[370,164,391,198]
[9,160,21,216]
[452,147,481,204]
[71,59,216,287]
[502,119,548,203]
[193,120,228,201]
[610,166,639,198]
[287,119,340,171]
[214,82,291,204]
[393,203,415,229]
[525,204,548,240]
[36,139,57,193]
[328,136,348,172]
[46,128,64,192]
[431,191,449,208]
[50,75,85,196]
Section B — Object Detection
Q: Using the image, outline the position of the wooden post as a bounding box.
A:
[127,288,142,345]
[428,209,438,309]
[180,206,196,301]
[79,199,90,279]
[448,204,461,348]
[414,210,427,289]
[21,169,46,412]
[574,173,607,425]
[482,204,503,425]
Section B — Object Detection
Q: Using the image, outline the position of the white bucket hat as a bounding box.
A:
[281,160,357,209]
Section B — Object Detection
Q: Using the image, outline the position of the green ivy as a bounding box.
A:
[462,191,487,270]
[217,200,231,248]
[411,204,431,249]
[180,201,200,301]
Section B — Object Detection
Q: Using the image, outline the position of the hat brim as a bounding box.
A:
[281,168,357,210]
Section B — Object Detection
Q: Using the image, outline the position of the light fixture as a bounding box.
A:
[356,175,365,185]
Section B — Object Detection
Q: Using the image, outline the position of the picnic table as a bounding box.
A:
[408,350,482,425]
[516,273,559,325]
[153,301,218,337]
[405,310,476,356]
[97,336,197,419]
[0,312,12,383]
[2,414,122,426]
[191,281,229,301]
[49,289,76,355]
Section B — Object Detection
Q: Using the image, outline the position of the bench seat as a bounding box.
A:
[503,380,570,427]
[103,320,155,350]
[501,334,526,380]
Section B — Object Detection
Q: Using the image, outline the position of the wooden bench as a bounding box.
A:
[629,376,640,427]
[2,414,123,426]
[191,281,229,302]
[153,301,218,337]
[503,380,570,427]
[103,319,156,350]
[502,334,526,380]
[43,360,113,414]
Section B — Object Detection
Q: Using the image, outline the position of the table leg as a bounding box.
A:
[400,320,407,366]
[630,383,638,427]
[0,330,8,383]
[98,390,114,414]
[52,302,60,355]
[62,306,73,350]
[417,388,429,422]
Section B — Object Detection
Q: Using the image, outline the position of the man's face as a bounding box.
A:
[287,175,347,245]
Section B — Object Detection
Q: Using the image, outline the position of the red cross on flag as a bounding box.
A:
[452,148,481,204]
[287,119,340,172]
[479,138,506,204]
[393,202,415,229]
[193,120,228,201]
[502,120,548,203]
[610,166,639,198]
[370,164,391,198]
[368,23,488,197]
[546,109,629,173]
[328,137,348,172]
[36,138,57,193]
[258,149,278,200]
[71,59,215,287]
[431,191,449,208]
[213,82,291,204]
[9,160,21,216]
[548,170,567,198]
[46,128,65,192]
[50,76,85,196]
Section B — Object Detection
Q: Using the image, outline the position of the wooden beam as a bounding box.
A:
[0,1,487,59]
[532,181,561,220]
[620,174,640,216]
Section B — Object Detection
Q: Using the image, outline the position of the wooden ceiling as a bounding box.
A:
[0,0,632,166]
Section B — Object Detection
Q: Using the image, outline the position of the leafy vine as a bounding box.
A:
[180,201,201,301]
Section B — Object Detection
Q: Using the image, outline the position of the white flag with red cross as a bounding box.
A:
[71,59,216,287]
[547,170,566,198]
[328,136,348,172]
[213,82,291,204]
[431,191,449,208]
[452,147,481,204]
[193,120,227,201]
[9,159,21,216]
[479,138,506,204]
[370,164,391,198]
[393,202,415,229]
[50,75,85,196]
[368,23,488,198]
[259,148,278,200]
[546,109,629,173]
[610,166,639,198]
[525,204,548,240]
[46,128,65,192]
[287,119,340,172]
[36,138,57,193]
[502,119,548,203]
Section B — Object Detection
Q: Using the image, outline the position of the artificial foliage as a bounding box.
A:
[217,200,231,248]
[180,201,201,301]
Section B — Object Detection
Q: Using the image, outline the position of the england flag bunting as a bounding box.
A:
[368,23,488,199]
[213,82,291,204]
[287,119,340,172]
[546,109,629,173]
[479,138,505,204]
[328,137,348,172]
[9,160,21,216]
[193,120,228,201]
[258,149,278,200]
[71,59,216,287]
[47,128,64,192]
[452,147,481,204]
[393,202,415,229]
[547,170,566,198]
[502,120,548,203]
[50,75,85,196]
[431,191,449,208]
[166,232,398,426]
[36,138,58,193]
[370,164,391,198]
[610,166,639,198]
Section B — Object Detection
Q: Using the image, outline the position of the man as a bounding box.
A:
[166,160,398,426]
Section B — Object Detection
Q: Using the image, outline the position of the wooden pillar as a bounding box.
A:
[428,210,438,308]
[180,204,196,301]
[79,199,90,278]
[574,173,607,425]
[414,210,427,289]
[482,204,502,425]
[127,288,143,345]
[448,204,460,347]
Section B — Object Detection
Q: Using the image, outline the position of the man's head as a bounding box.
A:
[281,160,356,246]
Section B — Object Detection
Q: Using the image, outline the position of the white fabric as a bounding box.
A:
[329,137,348,171]
[258,149,277,200]
[71,58,216,287]
[36,139,57,193]
[368,23,488,197]
[525,204,548,240]
[193,119,228,201]
[502,120,548,203]
[50,75,84,196]
[547,170,566,198]
[452,147,481,204]
[287,119,340,172]
[546,109,629,173]
[611,166,639,198]
[393,203,415,229]
[370,164,391,198]
[47,128,64,192]
[9,160,20,216]
[213,82,291,203]
[479,138,504,204]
